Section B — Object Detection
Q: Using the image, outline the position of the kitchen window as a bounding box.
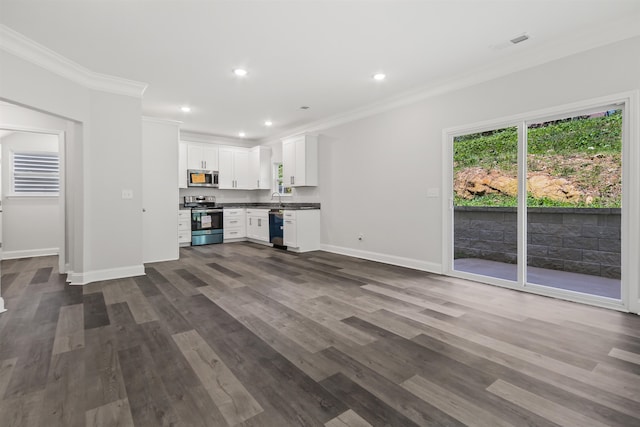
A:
[12,151,60,195]
[273,162,292,195]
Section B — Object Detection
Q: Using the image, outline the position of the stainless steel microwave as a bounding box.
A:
[187,169,219,188]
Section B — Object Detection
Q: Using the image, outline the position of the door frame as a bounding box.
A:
[0,124,67,274]
[442,91,639,313]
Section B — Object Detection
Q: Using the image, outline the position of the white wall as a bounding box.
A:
[0,48,145,284]
[142,118,179,263]
[303,36,639,312]
[0,131,59,257]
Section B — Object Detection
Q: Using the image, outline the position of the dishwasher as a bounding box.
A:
[268,209,287,249]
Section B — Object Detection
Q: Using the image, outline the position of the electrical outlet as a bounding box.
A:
[358,233,364,241]
[426,188,440,198]
[122,189,133,199]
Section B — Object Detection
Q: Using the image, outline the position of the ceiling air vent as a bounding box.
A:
[510,34,529,44]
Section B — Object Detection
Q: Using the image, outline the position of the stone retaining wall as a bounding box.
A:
[454,207,621,279]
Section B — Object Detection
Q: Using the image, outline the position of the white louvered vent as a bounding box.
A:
[13,152,60,194]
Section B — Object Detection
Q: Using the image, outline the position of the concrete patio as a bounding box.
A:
[454,258,621,299]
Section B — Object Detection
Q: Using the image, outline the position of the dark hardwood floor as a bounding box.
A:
[1,242,639,426]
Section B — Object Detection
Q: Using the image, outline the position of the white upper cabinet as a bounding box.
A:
[249,146,272,190]
[282,134,318,187]
[219,147,250,189]
[187,143,218,170]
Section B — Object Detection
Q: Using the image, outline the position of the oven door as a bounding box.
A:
[191,209,223,245]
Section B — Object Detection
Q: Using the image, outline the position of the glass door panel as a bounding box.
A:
[453,126,518,281]
[526,109,622,299]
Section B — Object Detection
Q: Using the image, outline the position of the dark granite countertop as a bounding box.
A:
[179,202,320,210]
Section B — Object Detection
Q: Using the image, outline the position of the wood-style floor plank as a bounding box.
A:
[1,242,639,427]
[487,379,612,427]
[172,329,263,426]
[325,409,372,427]
[85,398,135,427]
[52,303,84,355]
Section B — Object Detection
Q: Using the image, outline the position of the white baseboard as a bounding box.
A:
[67,264,145,285]
[320,244,443,274]
[1,247,59,260]
[0,297,6,313]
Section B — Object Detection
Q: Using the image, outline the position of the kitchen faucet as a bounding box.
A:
[271,192,283,207]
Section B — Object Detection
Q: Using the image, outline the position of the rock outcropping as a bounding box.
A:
[455,167,583,203]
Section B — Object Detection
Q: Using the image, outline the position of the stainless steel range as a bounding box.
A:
[184,196,223,245]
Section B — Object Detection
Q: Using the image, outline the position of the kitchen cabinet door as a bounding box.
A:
[219,147,250,189]
[187,143,218,170]
[282,138,296,187]
[218,148,235,189]
[283,218,297,247]
[187,144,204,169]
[256,216,270,242]
[202,145,218,170]
[248,146,272,190]
[233,149,249,189]
[283,210,320,252]
[281,134,318,187]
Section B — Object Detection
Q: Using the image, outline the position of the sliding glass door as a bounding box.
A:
[450,102,625,305]
[453,126,519,282]
[526,109,622,299]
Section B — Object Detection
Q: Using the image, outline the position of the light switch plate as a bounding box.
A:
[122,189,133,199]
[426,188,440,198]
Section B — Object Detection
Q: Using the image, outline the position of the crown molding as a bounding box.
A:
[0,24,148,98]
[180,130,256,147]
[142,116,182,126]
[260,13,640,144]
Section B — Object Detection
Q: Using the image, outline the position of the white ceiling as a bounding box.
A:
[1,0,639,141]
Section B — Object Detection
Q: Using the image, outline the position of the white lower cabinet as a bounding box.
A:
[178,209,191,246]
[283,210,320,252]
[223,208,246,241]
[246,209,270,243]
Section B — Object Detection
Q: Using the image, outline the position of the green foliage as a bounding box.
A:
[454,194,621,208]
[453,111,622,171]
[454,194,517,207]
[454,127,517,173]
[527,111,622,155]
[453,111,622,208]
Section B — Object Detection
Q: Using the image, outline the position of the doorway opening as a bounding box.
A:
[0,102,70,280]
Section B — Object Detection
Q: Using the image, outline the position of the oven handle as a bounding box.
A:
[192,209,223,214]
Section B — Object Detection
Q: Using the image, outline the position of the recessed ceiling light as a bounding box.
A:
[238,132,246,138]
[373,73,386,81]
[264,120,273,127]
[233,68,248,77]
[180,106,191,113]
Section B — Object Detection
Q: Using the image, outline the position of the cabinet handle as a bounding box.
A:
[258,218,262,227]
[257,180,260,188]
[292,176,295,185]
[230,231,237,235]
[249,218,252,225]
